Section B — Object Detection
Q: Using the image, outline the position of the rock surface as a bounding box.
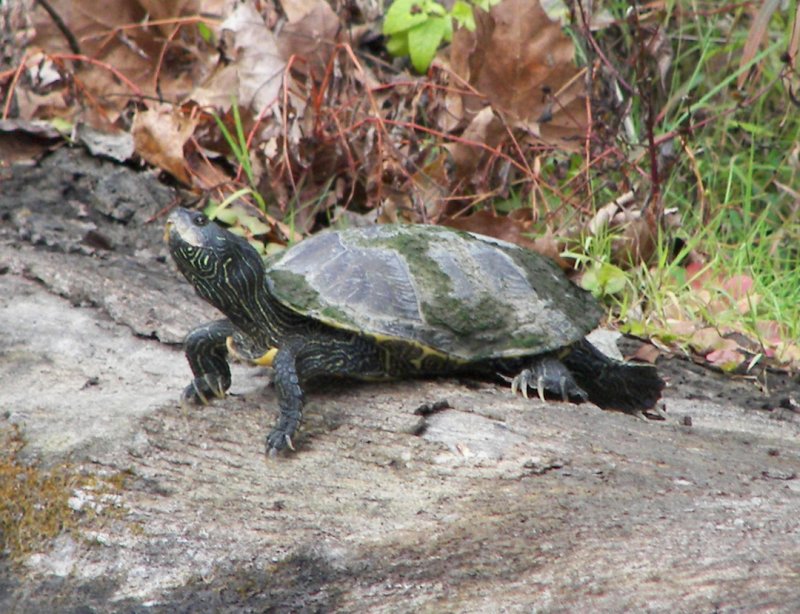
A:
[1,148,799,612]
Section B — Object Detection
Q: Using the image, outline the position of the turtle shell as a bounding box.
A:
[265,225,604,362]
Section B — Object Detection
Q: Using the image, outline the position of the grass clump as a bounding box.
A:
[544,0,800,369]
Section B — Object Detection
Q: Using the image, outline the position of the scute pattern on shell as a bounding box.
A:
[265,225,604,361]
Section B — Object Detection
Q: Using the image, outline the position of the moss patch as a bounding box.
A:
[268,268,359,330]
[0,427,124,562]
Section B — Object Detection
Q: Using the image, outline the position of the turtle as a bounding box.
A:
[166,207,664,454]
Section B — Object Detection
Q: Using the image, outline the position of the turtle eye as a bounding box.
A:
[194,213,209,227]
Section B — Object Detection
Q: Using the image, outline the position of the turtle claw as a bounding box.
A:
[181,373,228,406]
[537,379,547,403]
[510,369,541,401]
[193,380,210,405]
[206,374,226,399]
[634,405,667,421]
[265,430,295,456]
[510,369,526,397]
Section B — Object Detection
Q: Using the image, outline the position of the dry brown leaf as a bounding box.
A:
[790,1,800,71]
[774,342,800,368]
[442,209,570,266]
[643,25,673,90]
[13,87,69,122]
[28,0,214,121]
[449,0,586,148]
[705,348,746,372]
[630,343,661,365]
[190,2,286,113]
[587,193,635,234]
[408,153,451,221]
[737,0,781,89]
[664,318,697,337]
[446,106,505,178]
[132,103,197,184]
[279,0,321,22]
[0,120,62,164]
[588,194,659,265]
[137,0,227,37]
[688,327,727,354]
[185,149,232,192]
[609,208,659,266]
[755,320,783,345]
[722,274,754,300]
[276,1,342,83]
[443,209,530,242]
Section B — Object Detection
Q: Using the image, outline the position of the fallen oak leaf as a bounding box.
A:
[276,0,342,83]
[190,2,286,114]
[449,0,586,148]
[132,103,197,184]
[445,106,506,179]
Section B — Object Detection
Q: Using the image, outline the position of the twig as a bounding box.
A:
[629,6,662,217]
[36,0,82,63]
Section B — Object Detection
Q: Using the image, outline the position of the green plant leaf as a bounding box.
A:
[407,16,448,73]
[451,0,475,30]
[383,0,429,35]
[582,263,628,297]
[426,1,447,16]
[197,22,214,44]
[442,13,454,42]
[728,120,774,136]
[385,32,410,57]
[469,0,501,10]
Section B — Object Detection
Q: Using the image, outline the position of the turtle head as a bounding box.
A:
[166,208,266,325]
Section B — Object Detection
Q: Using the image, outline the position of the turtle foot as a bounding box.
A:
[265,429,296,456]
[181,373,229,406]
[509,357,588,404]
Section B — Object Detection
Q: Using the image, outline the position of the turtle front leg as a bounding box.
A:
[265,335,386,454]
[266,344,305,454]
[182,319,235,405]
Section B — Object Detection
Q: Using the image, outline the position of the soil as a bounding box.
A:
[1,147,799,612]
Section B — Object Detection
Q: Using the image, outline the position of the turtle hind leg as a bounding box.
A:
[561,338,665,414]
[510,356,589,403]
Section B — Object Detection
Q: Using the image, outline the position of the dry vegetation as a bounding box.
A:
[1,0,798,368]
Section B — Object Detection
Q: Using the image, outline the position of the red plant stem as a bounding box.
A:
[51,53,145,96]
